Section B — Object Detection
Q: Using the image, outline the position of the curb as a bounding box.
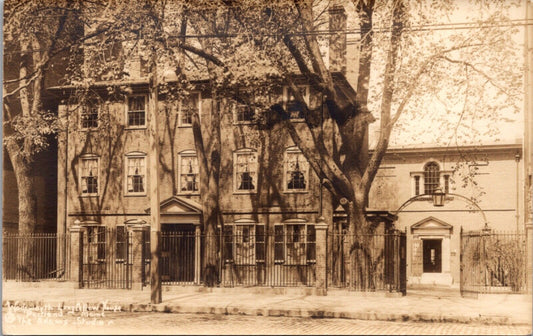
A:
[2,299,526,326]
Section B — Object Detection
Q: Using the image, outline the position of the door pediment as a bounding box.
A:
[411,216,453,234]
[145,196,202,215]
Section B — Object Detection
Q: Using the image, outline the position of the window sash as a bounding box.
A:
[127,96,146,127]
[179,155,199,192]
[424,163,440,194]
[235,152,257,192]
[81,107,98,129]
[127,157,146,193]
[223,224,265,264]
[81,158,98,195]
[275,224,316,265]
[285,152,308,191]
[179,94,200,126]
[235,90,256,122]
[286,86,308,119]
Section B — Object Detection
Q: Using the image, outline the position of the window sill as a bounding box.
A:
[233,190,257,195]
[283,190,309,194]
[124,193,147,197]
[79,194,99,198]
[177,192,200,196]
[125,126,147,130]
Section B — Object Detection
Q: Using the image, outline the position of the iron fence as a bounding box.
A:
[329,230,406,293]
[2,233,70,281]
[461,230,527,295]
[144,228,317,287]
[220,226,316,287]
[80,227,132,289]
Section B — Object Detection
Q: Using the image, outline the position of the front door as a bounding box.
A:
[423,239,442,273]
[161,224,196,283]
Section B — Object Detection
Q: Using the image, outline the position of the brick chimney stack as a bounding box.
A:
[328,4,347,74]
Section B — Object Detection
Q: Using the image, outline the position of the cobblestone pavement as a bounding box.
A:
[3,311,532,335]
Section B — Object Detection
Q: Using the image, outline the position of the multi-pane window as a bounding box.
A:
[424,162,440,194]
[223,221,265,265]
[87,226,106,263]
[285,85,309,120]
[127,96,146,127]
[274,222,315,265]
[234,149,258,192]
[285,148,309,192]
[179,151,199,193]
[80,156,98,195]
[179,93,200,126]
[81,106,98,129]
[126,154,146,194]
[235,90,256,123]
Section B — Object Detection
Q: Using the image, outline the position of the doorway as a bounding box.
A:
[161,224,196,283]
[423,239,442,273]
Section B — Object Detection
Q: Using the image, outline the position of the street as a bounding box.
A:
[3,311,531,335]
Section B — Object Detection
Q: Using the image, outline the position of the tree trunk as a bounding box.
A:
[6,142,37,234]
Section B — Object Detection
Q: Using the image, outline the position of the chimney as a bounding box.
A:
[328,4,347,74]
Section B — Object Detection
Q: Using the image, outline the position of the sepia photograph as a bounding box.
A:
[2,0,532,334]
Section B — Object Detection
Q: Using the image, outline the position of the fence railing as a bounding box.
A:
[329,231,406,293]
[461,230,527,294]
[80,227,133,289]
[2,233,70,281]
[219,229,316,287]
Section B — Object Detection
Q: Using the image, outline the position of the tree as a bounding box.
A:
[2,1,87,234]
[176,0,522,287]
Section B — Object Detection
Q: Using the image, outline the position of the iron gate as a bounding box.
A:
[81,227,132,289]
[330,229,406,293]
[460,228,527,296]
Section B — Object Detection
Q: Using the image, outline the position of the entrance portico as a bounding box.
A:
[156,196,202,284]
[410,217,453,286]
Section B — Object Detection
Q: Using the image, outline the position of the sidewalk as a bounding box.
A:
[2,282,532,326]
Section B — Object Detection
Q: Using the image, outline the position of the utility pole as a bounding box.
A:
[148,47,162,304]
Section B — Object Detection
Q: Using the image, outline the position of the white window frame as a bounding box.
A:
[284,147,309,193]
[283,85,309,121]
[125,152,147,196]
[178,92,201,127]
[80,104,99,130]
[125,95,147,129]
[178,150,200,194]
[79,154,99,197]
[234,148,258,194]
